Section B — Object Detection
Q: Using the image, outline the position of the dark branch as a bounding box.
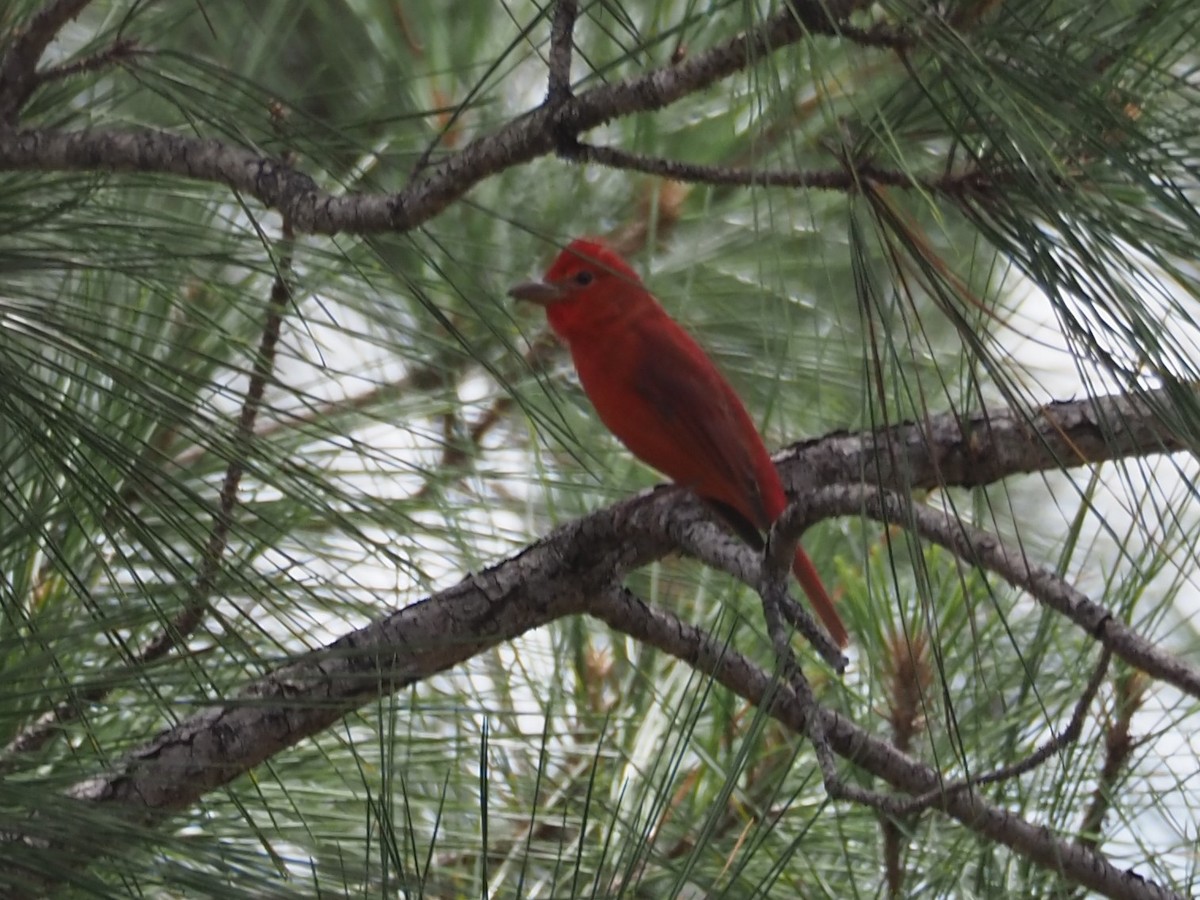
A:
[781,389,1192,495]
[1078,668,1148,850]
[0,0,94,122]
[761,507,846,668]
[893,647,1112,814]
[811,485,1200,699]
[34,36,141,85]
[547,0,580,157]
[143,223,294,654]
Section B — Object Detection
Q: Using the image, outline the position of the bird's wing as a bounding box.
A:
[621,316,776,528]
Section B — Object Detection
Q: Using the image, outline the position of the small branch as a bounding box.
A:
[0,0,869,235]
[756,575,912,814]
[780,0,916,48]
[573,142,999,196]
[33,36,140,86]
[140,223,294,657]
[0,0,94,122]
[835,20,916,50]
[761,497,846,669]
[812,485,1200,700]
[880,629,933,897]
[659,476,1196,705]
[1077,669,1149,852]
[892,647,1112,814]
[547,0,580,157]
[762,522,922,814]
[775,591,846,667]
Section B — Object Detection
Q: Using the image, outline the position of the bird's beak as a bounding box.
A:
[508,279,564,306]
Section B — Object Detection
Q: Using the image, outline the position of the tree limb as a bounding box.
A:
[592,589,1178,900]
[6,558,1173,900]
[810,484,1200,698]
[782,388,1193,494]
[0,0,877,235]
[2,386,1192,898]
[572,140,1000,195]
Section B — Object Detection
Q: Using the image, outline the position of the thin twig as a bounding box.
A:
[880,629,932,897]
[763,541,913,812]
[574,141,1000,196]
[812,485,1200,700]
[33,36,141,85]
[1077,668,1149,852]
[760,496,846,669]
[890,647,1113,815]
[139,224,293,657]
[775,592,845,666]
[759,495,915,810]
[835,20,916,49]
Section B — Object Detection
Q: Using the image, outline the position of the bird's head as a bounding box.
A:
[508,238,652,340]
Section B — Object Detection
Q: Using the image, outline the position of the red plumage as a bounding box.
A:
[510,238,848,647]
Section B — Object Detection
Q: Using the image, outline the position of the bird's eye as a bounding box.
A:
[574,270,594,286]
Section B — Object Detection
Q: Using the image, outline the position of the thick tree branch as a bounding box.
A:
[2,387,1192,897]
[0,0,869,235]
[7,550,1174,900]
[663,388,1191,602]
[780,388,1192,495]
[0,524,606,899]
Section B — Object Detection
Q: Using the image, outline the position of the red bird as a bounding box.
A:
[509,238,848,647]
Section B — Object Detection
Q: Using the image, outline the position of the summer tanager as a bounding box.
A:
[509,238,848,648]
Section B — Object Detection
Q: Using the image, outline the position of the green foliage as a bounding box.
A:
[0,0,1198,897]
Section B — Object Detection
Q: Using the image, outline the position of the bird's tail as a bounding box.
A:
[791,548,849,648]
